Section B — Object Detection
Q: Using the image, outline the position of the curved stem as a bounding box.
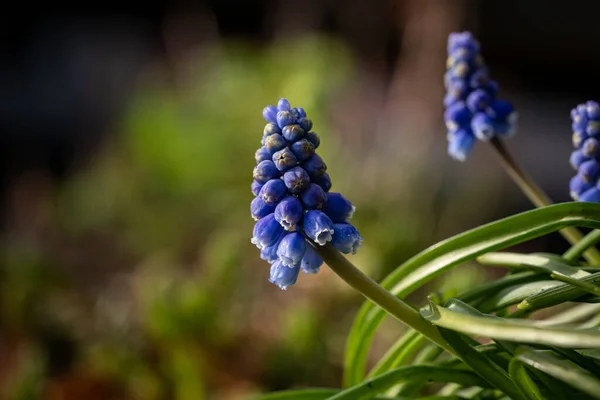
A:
[311,242,455,356]
[489,137,600,265]
[563,229,600,263]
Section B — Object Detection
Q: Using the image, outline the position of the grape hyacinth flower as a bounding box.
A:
[444,31,518,161]
[251,98,363,289]
[569,101,600,202]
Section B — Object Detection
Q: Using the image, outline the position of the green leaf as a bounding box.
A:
[420,299,600,348]
[368,329,426,377]
[437,328,526,400]
[535,303,600,327]
[516,347,600,399]
[344,202,600,387]
[548,347,600,377]
[327,365,492,400]
[550,271,600,296]
[477,280,564,313]
[516,272,600,313]
[563,229,600,262]
[253,388,339,400]
[508,359,543,400]
[456,271,542,306]
[476,252,589,278]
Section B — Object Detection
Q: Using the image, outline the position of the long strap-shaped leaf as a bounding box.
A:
[327,365,492,400]
[344,202,600,387]
[515,347,600,400]
[420,300,600,348]
[255,388,340,400]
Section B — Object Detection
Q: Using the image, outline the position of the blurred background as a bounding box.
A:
[1,1,598,398]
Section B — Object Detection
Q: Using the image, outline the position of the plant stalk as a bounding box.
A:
[311,242,455,356]
[489,137,600,265]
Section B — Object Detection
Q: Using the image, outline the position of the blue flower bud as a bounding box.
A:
[291,138,315,161]
[298,117,313,132]
[572,105,588,131]
[313,172,332,192]
[276,232,306,267]
[251,214,284,249]
[331,223,363,255]
[274,196,303,231]
[282,124,305,142]
[278,98,291,111]
[582,138,600,158]
[301,246,323,274]
[294,107,306,119]
[579,187,600,203]
[269,260,300,290]
[466,89,491,112]
[260,231,287,264]
[264,122,281,136]
[305,131,321,149]
[579,160,600,183]
[264,133,287,153]
[448,32,480,54]
[570,150,590,170]
[251,180,264,196]
[485,80,499,97]
[301,154,327,177]
[260,179,287,206]
[253,160,280,183]
[587,101,600,120]
[300,183,327,210]
[489,100,516,121]
[283,166,310,194]
[445,79,469,102]
[272,147,298,172]
[447,128,475,162]
[323,192,355,222]
[570,175,593,200]
[471,112,495,141]
[277,110,294,128]
[449,62,470,79]
[444,101,471,132]
[263,105,278,123]
[251,196,275,220]
[469,68,489,88]
[303,210,335,246]
[255,146,272,164]
[573,131,588,149]
[587,120,600,137]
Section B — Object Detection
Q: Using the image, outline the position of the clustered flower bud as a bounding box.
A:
[444,32,518,161]
[569,101,600,202]
[251,98,363,289]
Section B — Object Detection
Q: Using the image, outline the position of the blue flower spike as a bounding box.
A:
[250,98,363,289]
[569,100,600,203]
[444,31,518,161]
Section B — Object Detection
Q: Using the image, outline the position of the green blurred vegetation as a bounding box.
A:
[0,35,499,400]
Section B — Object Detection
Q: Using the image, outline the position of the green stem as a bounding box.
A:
[311,242,454,356]
[489,137,600,265]
[563,229,600,263]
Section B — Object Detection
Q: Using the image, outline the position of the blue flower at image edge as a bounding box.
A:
[251,98,363,289]
[444,31,518,161]
[569,100,600,203]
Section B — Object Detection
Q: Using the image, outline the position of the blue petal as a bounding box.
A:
[253,160,280,183]
[277,98,291,112]
[579,187,600,203]
[303,210,334,246]
[290,139,315,161]
[251,214,284,249]
[283,166,310,194]
[274,196,303,231]
[276,232,307,267]
[447,129,475,162]
[301,246,323,274]
[269,260,300,290]
[570,175,593,201]
[322,192,355,223]
[331,223,363,255]
[263,105,278,123]
[300,183,327,210]
[259,179,288,206]
[251,197,275,220]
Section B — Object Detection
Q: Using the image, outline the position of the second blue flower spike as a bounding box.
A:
[444,32,518,161]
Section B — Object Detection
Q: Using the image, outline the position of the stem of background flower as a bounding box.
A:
[489,137,600,265]
[563,229,600,263]
[310,241,456,356]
